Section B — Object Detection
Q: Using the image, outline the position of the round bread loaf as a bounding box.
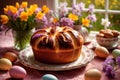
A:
[30,26,84,64]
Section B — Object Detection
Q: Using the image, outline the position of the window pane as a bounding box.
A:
[109,0,120,10]
[92,14,120,31]
[76,0,105,9]
[58,0,120,31]
[59,0,72,7]
[109,0,120,31]
[109,14,120,31]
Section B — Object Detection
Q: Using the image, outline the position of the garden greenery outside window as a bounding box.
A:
[49,0,120,31]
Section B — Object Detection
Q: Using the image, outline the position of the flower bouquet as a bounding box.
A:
[0,2,50,50]
[49,2,97,41]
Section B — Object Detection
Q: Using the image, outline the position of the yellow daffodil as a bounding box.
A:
[27,8,34,16]
[15,2,20,9]
[68,13,78,21]
[21,2,28,8]
[30,4,38,12]
[4,6,9,14]
[0,15,9,24]
[4,5,18,14]
[20,12,28,21]
[42,5,50,13]
[8,5,18,14]
[82,18,90,27]
[36,12,45,20]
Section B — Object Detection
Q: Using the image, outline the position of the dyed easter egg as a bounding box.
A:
[9,66,27,79]
[112,49,120,58]
[94,46,109,58]
[0,58,12,70]
[3,52,17,62]
[84,69,101,80]
[41,74,58,80]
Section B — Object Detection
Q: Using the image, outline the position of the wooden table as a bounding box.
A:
[0,30,120,80]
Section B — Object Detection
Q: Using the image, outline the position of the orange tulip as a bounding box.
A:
[42,5,50,13]
[0,15,9,24]
[21,2,28,8]
[20,12,28,21]
[36,12,45,20]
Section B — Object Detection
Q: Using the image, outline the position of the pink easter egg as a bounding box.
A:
[9,66,27,79]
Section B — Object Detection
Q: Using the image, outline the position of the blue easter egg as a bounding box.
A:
[41,74,58,80]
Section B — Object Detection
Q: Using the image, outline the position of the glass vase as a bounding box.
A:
[73,25,89,42]
[12,29,34,50]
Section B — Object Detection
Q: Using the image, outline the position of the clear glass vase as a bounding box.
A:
[73,25,89,42]
[12,29,34,50]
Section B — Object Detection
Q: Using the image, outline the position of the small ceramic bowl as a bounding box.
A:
[96,36,119,49]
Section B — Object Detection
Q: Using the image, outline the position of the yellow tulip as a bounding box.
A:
[0,15,9,24]
[42,5,50,13]
[15,2,20,9]
[68,13,78,21]
[21,2,28,8]
[82,18,90,27]
[4,6,9,14]
[20,12,28,21]
[29,4,38,13]
[27,8,34,16]
[8,6,18,14]
[36,12,44,20]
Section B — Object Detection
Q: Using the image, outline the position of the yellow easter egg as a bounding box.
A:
[0,58,12,70]
[94,46,109,58]
[85,69,102,80]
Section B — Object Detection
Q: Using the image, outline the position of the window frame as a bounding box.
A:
[47,0,120,17]
[46,0,120,30]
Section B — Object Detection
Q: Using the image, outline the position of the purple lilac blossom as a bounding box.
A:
[116,56,120,67]
[103,58,114,71]
[59,2,68,17]
[12,13,19,20]
[49,10,54,14]
[6,9,19,20]
[72,4,82,16]
[7,10,13,16]
[78,2,85,11]
[88,4,94,13]
[60,17,74,27]
[105,57,114,64]
[42,16,48,27]
[18,8,24,15]
[87,14,97,22]
[105,65,115,78]
[48,10,54,16]
[35,8,41,14]
[49,22,60,27]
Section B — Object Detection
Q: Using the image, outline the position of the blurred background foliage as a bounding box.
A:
[59,0,120,31]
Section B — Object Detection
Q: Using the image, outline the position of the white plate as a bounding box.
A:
[19,46,94,71]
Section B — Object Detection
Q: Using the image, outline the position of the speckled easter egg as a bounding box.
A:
[94,46,109,58]
[9,66,27,79]
[84,69,102,80]
[3,52,17,62]
[112,49,120,58]
[0,58,12,70]
[41,74,58,80]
